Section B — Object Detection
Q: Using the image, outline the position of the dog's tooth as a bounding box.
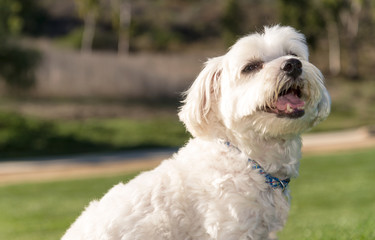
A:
[286,104,293,113]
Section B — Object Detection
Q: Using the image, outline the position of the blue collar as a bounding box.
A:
[224,141,290,191]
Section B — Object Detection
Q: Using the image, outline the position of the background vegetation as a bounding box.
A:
[0,0,374,158]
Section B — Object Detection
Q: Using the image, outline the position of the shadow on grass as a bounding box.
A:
[0,112,114,158]
[0,112,188,159]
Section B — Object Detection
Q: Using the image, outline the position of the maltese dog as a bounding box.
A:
[62,25,330,240]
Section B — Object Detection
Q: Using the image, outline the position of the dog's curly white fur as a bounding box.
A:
[62,26,330,240]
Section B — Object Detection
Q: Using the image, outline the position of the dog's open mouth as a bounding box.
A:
[266,86,305,118]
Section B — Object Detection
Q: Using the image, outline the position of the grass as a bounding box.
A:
[0,173,139,240]
[0,111,189,159]
[279,148,375,240]
[0,148,374,239]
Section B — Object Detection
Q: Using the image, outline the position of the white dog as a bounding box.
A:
[62,26,330,240]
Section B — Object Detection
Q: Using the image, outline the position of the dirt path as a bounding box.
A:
[1,127,374,185]
[302,127,375,153]
[0,150,176,185]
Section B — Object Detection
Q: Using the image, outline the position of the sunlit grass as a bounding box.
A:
[0,173,139,240]
[279,148,375,240]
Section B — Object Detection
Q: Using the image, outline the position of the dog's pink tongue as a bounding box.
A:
[276,93,305,112]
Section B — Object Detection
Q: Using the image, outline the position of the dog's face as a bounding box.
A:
[179,26,330,139]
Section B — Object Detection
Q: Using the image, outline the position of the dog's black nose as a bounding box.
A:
[281,58,302,78]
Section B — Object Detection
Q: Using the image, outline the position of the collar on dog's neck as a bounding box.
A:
[223,141,290,191]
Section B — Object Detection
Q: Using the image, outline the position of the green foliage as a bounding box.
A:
[221,0,244,46]
[58,0,262,52]
[74,0,100,18]
[0,0,48,37]
[0,148,374,239]
[0,0,24,37]
[0,111,189,159]
[277,0,325,47]
[0,0,43,89]
[17,0,49,36]
[55,28,84,50]
[0,44,41,89]
[56,27,118,51]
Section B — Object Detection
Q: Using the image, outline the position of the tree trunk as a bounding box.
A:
[118,0,131,55]
[340,0,362,79]
[326,20,341,76]
[81,10,96,53]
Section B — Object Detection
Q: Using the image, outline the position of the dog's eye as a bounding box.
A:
[242,61,263,73]
[288,52,298,57]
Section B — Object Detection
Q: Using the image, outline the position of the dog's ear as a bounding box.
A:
[178,57,222,137]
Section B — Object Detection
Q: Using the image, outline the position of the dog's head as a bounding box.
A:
[179,26,330,140]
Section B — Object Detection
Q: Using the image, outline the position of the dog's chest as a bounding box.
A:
[180,163,290,239]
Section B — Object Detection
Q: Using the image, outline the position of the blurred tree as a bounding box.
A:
[0,45,40,89]
[320,0,370,79]
[278,0,324,48]
[0,0,40,90]
[221,0,244,46]
[279,0,370,79]
[16,0,49,36]
[339,0,364,79]
[319,0,347,76]
[75,0,100,53]
[111,0,132,55]
[0,0,23,37]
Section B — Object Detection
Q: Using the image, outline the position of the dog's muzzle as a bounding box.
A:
[263,58,306,119]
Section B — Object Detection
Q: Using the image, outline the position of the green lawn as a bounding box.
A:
[0,173,139,240]
[279,148,375,240]
[1,148,374,240]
